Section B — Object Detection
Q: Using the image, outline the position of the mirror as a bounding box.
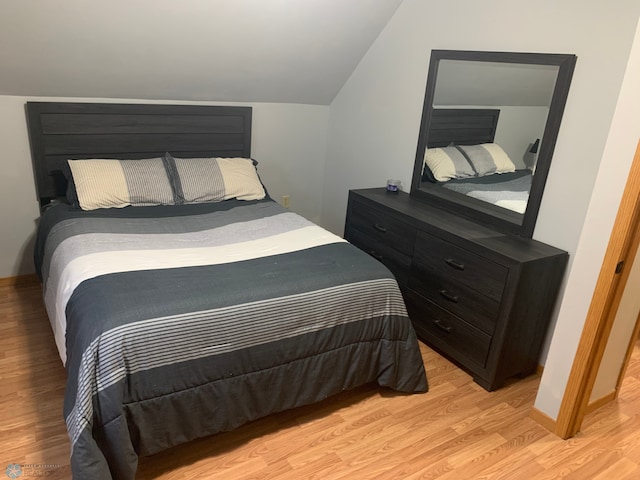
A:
[410,50,576,237]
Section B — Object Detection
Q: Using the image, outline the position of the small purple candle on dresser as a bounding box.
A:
[386,179,400,192]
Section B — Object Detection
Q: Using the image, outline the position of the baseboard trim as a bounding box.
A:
[0,274,39,288]
[585,390,617,415]
[530,406,557,434]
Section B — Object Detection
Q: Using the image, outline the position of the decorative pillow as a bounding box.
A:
[67,158,175,210]
[457,143,516,176]
[166,154,266,204]
[424,146,476,182]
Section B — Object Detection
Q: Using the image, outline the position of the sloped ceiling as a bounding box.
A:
[0,0,403,105]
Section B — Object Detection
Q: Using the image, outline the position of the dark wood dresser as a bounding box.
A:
[344,188,567,391]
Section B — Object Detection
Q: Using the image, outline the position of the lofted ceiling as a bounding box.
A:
[0,0,403,105]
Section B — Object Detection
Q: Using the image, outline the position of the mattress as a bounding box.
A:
[35,198,428,480]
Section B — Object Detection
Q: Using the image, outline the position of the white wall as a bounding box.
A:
[250,103,329,223]
[493,106,548,170]
[536,16,640,419]
[0,95,329,278]
[323,0,640,420]
[0,96,40,276]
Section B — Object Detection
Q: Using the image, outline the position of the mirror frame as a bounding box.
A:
[410,50,577,238]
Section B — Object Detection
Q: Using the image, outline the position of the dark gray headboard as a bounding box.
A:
[426,108,500,148]
[25,102,252,208]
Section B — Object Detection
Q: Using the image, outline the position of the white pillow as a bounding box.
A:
[424,146,476,182]
[168,155,266,204]
[67,158,175,210]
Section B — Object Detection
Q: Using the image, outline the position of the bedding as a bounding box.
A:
[64,156,267,211]
[423,143,516,182]
[441,170,532,214]
[35,198,427,480]
[424,145,476,181]
[165,154,266,203]
[456,143,516,176]
[66,158,175,210]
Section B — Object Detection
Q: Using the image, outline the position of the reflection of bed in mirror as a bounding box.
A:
[421,108,533,214]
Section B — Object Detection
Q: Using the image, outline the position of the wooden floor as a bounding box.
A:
[2,281,640,479]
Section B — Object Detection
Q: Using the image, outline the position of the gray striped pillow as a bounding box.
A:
[457,143,516,176]
[67,158,175,210]
[424,146,476,181]
[166,154,266,204]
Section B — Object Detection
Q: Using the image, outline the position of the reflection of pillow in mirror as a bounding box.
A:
[424,146,475,182]
[457,143,516,177]
[422,163,438,183]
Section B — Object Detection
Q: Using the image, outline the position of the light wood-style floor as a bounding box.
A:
[3,280,640,479]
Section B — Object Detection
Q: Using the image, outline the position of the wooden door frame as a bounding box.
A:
[554,139,640,439]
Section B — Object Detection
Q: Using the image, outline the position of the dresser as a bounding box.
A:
[344,188,568,391]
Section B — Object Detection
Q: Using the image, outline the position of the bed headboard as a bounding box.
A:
[426,108,499,148]
[26,102,253,208]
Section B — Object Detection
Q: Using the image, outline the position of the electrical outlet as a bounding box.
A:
[282,195,290,209]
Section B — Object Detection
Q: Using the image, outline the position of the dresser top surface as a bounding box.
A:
[348,188,567,262]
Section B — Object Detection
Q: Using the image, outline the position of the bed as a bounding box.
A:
[421,108,533,214]
[27,102,428,480]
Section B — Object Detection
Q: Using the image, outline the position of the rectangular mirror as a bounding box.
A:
[410,50,577,237]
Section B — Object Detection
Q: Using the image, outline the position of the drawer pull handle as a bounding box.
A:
[373,223,388,233]
[369,250,383,261]
[439,289,459,303]
[444,258,465,270]
[433,319,452,333]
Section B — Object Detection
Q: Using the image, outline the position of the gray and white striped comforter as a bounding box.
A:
[35,199,427,480]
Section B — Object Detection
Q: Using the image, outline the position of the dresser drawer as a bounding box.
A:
[348,199,416,257]
[408,271,499,335]
[411,231,507,302]
[404,289,491,369]
[346,228,412,286]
